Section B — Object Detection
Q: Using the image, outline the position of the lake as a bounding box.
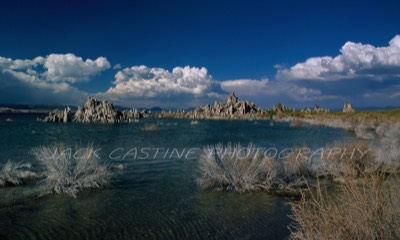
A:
[0,113,355,240]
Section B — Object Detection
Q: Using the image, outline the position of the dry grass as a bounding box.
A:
[31,144,113,198]
[197,143,318,193]
[374,123,400,172]
[283,147,312,178]
[280,147,314,190]
[0,160,38,186]
[289,131,400,239]
[299,109,400,123]
[289,175,400,240]
[318,141,378,181]
[197,136,400,195]
[197,143,280,193]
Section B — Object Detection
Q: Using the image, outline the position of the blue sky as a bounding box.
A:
[0,0,400,109]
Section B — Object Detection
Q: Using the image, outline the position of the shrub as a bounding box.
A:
[374,122,400,172]
[0,160,38,187]
[318,141,378,180]
[31,144,113,198]
[283,147,312,178]
[197,143,280,193]
[289,175,400,240]
[281,147,314,189]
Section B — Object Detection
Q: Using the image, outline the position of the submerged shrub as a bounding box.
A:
[283,146,312,179]
[144,123,157,131]
[374,123,400,172]
[318,141,377,180]
[289,176,400,240]
[197,143,280,193]
[0,160,38,187]
[197,138,399,195]
[31,144,113,198]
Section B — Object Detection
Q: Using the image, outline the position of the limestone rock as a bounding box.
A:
[63,107,71,123]
[73,97,124,123]
[227,92,238,106]
[44,107,72,123]
[273,103,285,112]
[187,93,259,119]
[343,102,355,113]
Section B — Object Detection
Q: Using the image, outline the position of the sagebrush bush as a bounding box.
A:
[283,147,312,179]
[0,160,38,186]
[319,141,378,180]
[197,143,280,193]
[289,175,400,240]
[31,144,113,197]
[374,122,400,172]
[197,138,400,195]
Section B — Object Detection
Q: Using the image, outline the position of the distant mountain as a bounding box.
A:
[149,106,162,112]
[0,103,78,113]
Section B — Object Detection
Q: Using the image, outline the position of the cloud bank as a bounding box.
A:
[44,54,110,83]
[99,65,225,107]
[272,35,400,107]
[277,35,400,81]
[0,54,110,104]
[1,35,400,108]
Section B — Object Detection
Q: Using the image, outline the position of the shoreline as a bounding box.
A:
[275,110,400,140]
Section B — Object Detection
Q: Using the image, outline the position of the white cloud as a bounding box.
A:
[44,54,110,83]
[0,54,110,104]
[277,35,400,81]
[104,65,222,99]
[220,79,270,96]
[218,77,337,107]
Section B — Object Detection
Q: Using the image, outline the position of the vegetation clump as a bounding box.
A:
[0,160,38,187]
[318,141,378,181]
[197,143,280,193]
[289,176,400,240]
[197,143,318,193]
[197,138,400,192]
[31,144,113,198]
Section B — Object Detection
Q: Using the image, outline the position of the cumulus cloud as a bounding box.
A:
[100,65,225,107]
[218,78,334,105]
[44,54,110,83]
[277,35,400,81]
[103,66,340,108]
[220,79,270,96]
[0,54,110,104]
[2,35,400,109]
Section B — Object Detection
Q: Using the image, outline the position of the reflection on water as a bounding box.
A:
[0,114,355,239]
[0,188,292,239]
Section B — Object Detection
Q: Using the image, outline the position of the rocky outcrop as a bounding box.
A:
[63,107,72,122]
[74,97,122,123]
[44,107,71,123]
[120,109,142,122]
[227,92,238,106]
[45,97,143,123]
[273,103,285,112]
[343,102,355,113]
[313,105,329,113]
[188,92,260,119]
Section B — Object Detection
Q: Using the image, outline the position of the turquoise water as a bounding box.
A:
[0,113,355,240]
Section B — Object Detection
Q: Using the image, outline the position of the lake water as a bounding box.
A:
[0,113,355,240]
